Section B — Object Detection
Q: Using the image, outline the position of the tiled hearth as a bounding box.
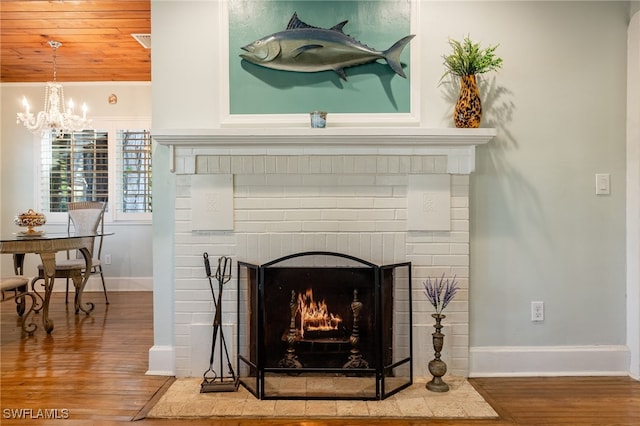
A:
[147,376,499,419]
[153,127,495,379]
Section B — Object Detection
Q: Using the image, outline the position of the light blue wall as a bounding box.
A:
[466,1,628,346]
[151,0,630,359]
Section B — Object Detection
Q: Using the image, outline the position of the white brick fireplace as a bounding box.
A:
[153,127,495,379]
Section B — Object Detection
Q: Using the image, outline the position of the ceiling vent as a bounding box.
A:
[131,34,151,49]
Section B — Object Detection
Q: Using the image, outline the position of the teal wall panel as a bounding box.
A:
[229,0,412,114]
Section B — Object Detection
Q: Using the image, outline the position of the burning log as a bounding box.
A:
[297,288,343,338]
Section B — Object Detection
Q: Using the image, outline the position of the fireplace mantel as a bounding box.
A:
[152,127,496,147]
[159,127,493,378]
[152,127,496,174]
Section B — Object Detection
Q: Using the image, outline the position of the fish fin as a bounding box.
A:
[330,20,349,33]
[287,12,321,30]
[383,35,415,78]
[287,12,348,33]
[334,68,348,81]
[292,44,323,57]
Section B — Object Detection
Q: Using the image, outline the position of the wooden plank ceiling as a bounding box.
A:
[1,0,151,83]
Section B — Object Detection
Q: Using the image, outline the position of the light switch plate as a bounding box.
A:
[595,173,610,195]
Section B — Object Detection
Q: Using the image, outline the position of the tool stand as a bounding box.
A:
[200,253,239,393]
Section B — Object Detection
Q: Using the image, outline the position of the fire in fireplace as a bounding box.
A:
[297,288,343,338]
[237,251,413,400]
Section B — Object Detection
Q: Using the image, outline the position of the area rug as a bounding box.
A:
[145,376,498,419]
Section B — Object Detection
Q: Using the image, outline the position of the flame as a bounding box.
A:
[297,288,342,338]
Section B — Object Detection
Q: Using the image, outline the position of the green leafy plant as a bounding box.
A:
[441,36,503,81]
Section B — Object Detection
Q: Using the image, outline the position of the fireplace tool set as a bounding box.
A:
[200,253,239,393]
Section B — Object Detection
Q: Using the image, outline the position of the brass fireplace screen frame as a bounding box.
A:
[237,251,413,400]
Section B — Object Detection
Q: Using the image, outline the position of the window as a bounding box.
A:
[117,129,152,214]
[42,130,109,212]
[39,119,152,222]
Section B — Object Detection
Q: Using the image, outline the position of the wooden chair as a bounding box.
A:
[31,201,108,310]
[1,276,37,334]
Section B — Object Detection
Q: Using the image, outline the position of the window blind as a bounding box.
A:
[116,129,152,213]
[41,130,109,213]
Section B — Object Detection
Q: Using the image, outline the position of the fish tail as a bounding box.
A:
[384,35,415,78]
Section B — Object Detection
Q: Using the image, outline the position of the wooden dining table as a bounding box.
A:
[0,231,112,334]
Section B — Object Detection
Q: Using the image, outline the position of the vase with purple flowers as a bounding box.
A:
[423,274,458,392]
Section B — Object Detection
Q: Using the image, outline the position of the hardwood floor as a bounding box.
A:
[2,291,639,425]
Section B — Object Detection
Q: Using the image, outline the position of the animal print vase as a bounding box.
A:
[454,74,482,128]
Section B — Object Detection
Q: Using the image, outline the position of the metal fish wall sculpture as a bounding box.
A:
[240,12,415,81]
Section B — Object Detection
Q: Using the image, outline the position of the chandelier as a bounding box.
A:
[16,40,91,135]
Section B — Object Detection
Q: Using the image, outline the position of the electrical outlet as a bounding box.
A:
[104,254,112,265]
[531,301,544,322]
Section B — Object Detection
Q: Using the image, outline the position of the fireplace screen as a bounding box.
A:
[237,252,412,400]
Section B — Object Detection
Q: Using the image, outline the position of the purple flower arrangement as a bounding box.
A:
[423,274,459,315]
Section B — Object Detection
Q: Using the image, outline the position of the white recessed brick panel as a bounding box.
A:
[407,174,451,231]
[191,174,234,231]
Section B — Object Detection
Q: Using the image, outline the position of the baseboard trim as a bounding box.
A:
[46,276,153,292]
[147,345,176,376]
[469,345,630,377]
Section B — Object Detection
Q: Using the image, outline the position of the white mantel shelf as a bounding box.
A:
[152,127,497,147]
[153,127,497,174]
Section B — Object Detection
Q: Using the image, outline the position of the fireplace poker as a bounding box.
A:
[200,253,239,393]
